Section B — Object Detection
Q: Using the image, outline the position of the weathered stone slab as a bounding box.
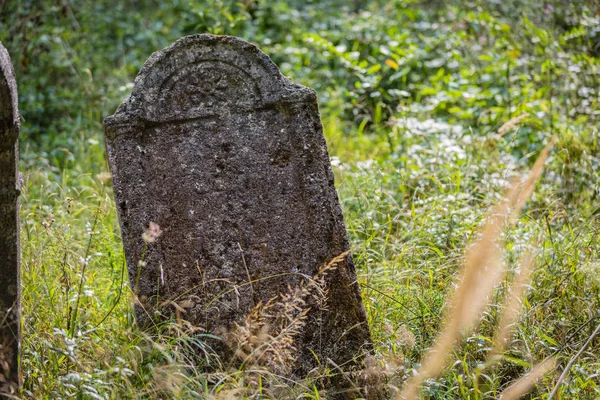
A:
[104,35,371,391]
[0,42,21,396]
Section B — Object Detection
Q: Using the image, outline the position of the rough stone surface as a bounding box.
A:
[104,34,372,394]
[0,42,21,396]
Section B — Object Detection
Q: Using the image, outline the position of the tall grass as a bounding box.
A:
[6,0,600,397]
[398,140,554,399]
[18,124,580,399]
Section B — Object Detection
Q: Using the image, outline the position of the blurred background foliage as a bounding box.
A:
[2,0,599,151]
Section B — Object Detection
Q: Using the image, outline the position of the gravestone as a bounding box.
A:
[104,35,372,393]
[0,42,21,396]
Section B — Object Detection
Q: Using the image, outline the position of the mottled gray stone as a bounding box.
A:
[104,35,372,395]
[0,42,21,396]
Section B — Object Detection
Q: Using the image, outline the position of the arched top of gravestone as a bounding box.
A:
[0,42,19,137]
[105,34,316,130]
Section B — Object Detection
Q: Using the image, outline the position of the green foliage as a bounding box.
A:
[1,0,600,398]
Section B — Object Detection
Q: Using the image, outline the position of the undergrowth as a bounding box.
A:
[1,0,599,398]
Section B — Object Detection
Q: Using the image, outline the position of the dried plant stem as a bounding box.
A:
[398,190,512,399]
[93,259,127,330]
[69,189,104,337]
[511,138,555,219]
[500,357,556,400]
[225,251,351,376]
[398,140,554,399]
[237,242,254,294]
[497,113,530,137]
[547,322,600,400]
[491,249,536,355]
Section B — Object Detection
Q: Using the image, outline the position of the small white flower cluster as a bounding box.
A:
[142,222,163,243]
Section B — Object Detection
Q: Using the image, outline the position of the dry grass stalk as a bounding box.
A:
[500,357,556,400]
[148,363,187,397]
[547,321,600,399]
[497,113,530,137]
[210,387,247,400]
[491,249,536,356]
[224,251,350,376]
[397,192,511,399]
[397,140,554,399]
[511,138,555,219]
